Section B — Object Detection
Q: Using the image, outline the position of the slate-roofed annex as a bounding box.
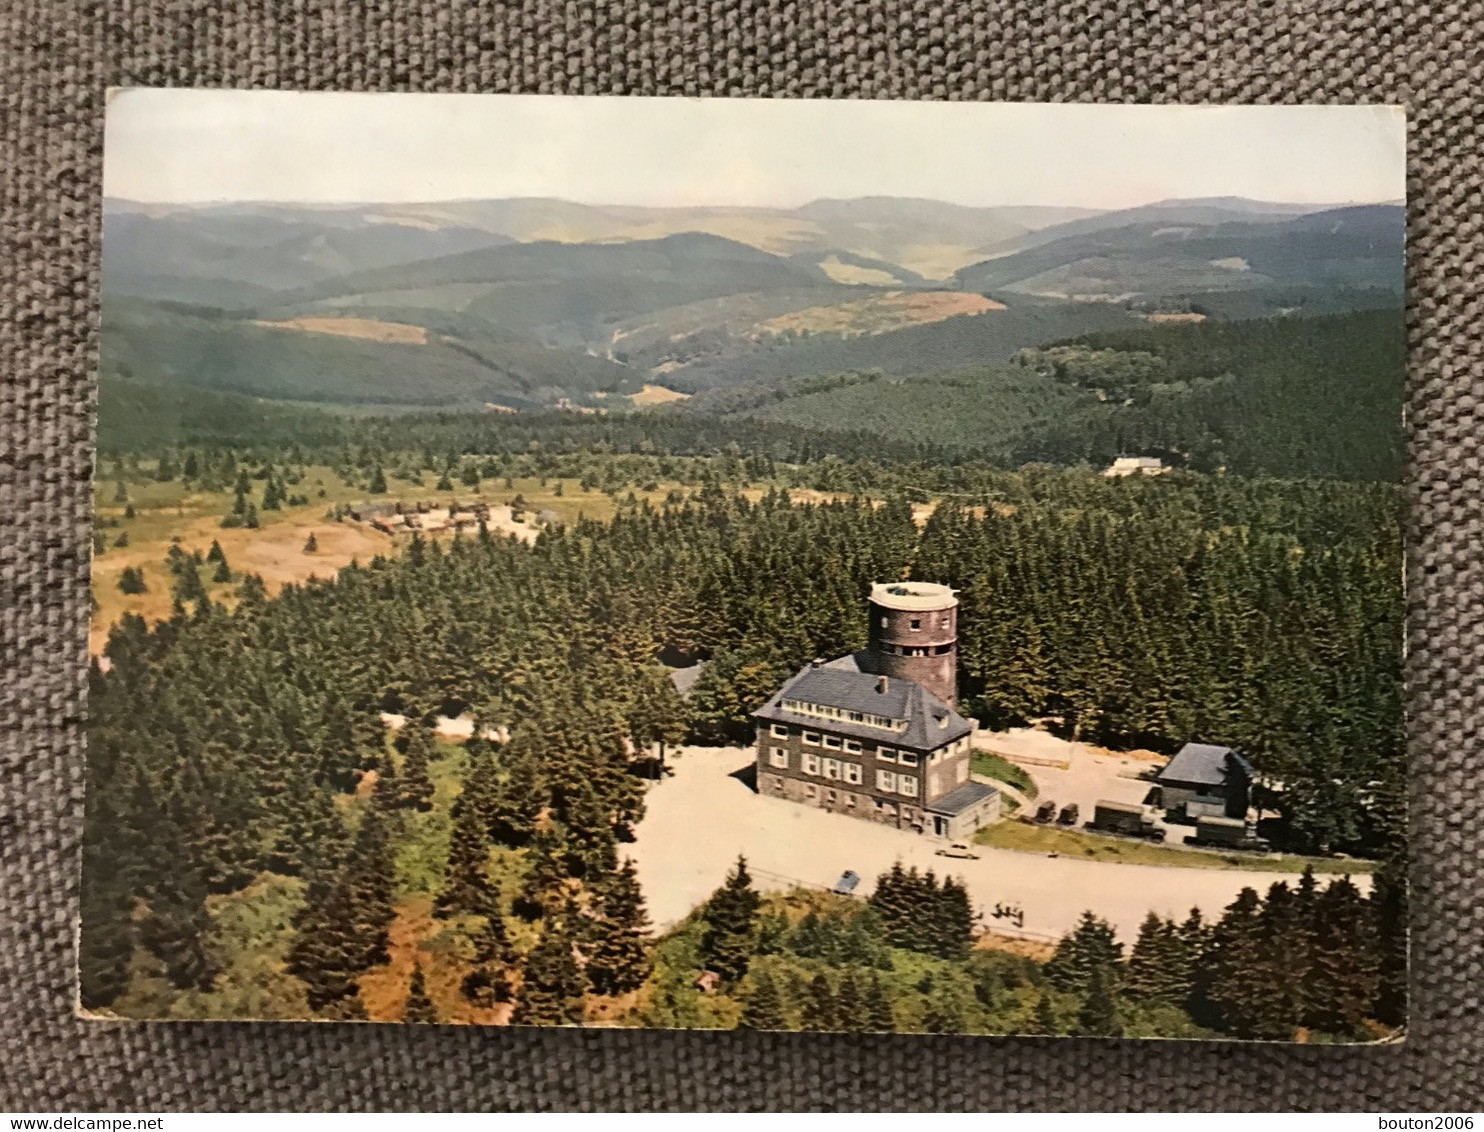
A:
[1156,742,1254,787]
[1154,741,1255,821]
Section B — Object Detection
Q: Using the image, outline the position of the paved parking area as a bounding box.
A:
[627,745,1324,945]
[977,728,1161,817]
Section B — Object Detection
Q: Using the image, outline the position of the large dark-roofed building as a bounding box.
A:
[752,582,999,839]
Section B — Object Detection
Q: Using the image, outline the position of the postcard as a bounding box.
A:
[84,92,1406,1040]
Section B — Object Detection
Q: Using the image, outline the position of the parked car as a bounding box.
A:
[935,841,980,859]
[1057,803,1080,826]
[833,869,861,895]
[1035,800,1058,824]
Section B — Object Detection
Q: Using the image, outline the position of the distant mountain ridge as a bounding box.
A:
[104,194,1107,284]
[953,203,1404,302]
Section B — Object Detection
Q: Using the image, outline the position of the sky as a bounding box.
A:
[103,91,1405,211]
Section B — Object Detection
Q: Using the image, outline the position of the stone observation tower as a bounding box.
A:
[862,581,959,707]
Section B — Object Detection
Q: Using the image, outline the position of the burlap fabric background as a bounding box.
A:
[2,0,1481,1112]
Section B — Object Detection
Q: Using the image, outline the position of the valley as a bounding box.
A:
[100,193,1404,422]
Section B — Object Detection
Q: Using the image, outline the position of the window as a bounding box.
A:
[769,746,788,769]
[940,615,950,628]
[847,711,863,723]
[823,734,842,750]
[823,757,841,781]
[770,724,789,738]
[825,790,837,804]
[876,769,897,792]
[803,753,820,776]
[803,731,821,746]
[877,747,896,763]
[845,793,856,807]
[956,759,969,783]
[805,784,817,799]
[897,775,918,797]
[843,762,863,785]
[880,616,888,628]
[844,739,862,753]
[897,751,919,768]
[910,617,921,631]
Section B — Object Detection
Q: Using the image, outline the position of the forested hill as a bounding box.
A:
[98,307,1403,483]
[672,309,1404,482]
[1008,308,1404,481]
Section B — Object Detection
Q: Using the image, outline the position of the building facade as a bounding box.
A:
[1153,741,1254,820]
[752,582,1000,840]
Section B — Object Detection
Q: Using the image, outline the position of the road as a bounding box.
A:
[626,745,1365,945]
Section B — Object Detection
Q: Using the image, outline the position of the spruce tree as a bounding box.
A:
[800,972,838,1032]
[137,851,218,993]
[345,808,397,970]
[1305,876,1379,1036]
[403,964,438,1024]
[584,858,652,997]
[513,825,569,921]
[1370,849,1408,1028]
[513,907,587,1026]
[934,876,974,960]
[368,466,387,494]
[698,855,761,988]
[1076,965,1123,1037]
[865,975,896,1033]
[1045,911,1123,995]
[396,723,436,812]
[462,881,514,1007]
[211,558,231,584]
[740,968,788,1031]
[835,970,866,1032]
[1193,887,1264,1036]
[434,780,495,919]
[1029,992,1058,1036]
[303,532,319,554]
[922,979,969,1035]
[1125,912,1185,1005]
[117,567,147,595]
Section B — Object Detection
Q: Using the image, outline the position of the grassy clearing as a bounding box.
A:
[970,751,1038,799]
[974,820,1376,874]
[90,467,715,653]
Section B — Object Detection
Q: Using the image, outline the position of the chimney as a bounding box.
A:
[810,657,825,668]
[876,675,889,694]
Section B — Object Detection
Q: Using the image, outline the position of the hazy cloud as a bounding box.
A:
[104,91,1405,211]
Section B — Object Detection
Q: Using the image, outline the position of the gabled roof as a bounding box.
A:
[668,661,707,698]
[1155,742,1254,787]
[752,652,973,751]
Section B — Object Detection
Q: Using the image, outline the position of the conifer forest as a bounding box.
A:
[84,375,1405,1039]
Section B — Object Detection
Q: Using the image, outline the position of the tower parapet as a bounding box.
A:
[862,581,959,706]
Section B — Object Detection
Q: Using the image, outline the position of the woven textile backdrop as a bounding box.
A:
[2,0,1481,1112]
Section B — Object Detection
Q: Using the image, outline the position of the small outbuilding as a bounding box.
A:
[1103,456,1169,477]
[1154,742,1254,821]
